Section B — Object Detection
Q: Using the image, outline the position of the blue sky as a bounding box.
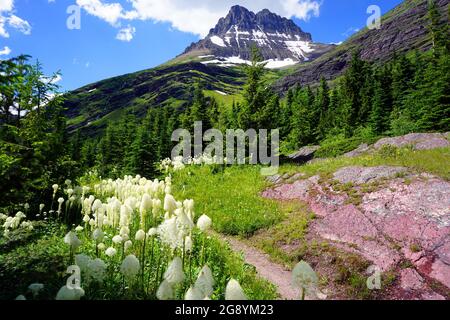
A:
[0,0,403,91]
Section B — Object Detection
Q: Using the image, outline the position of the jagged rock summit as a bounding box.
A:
[181,5,334,68]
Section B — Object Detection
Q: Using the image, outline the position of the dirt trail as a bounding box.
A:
[216,233,299,300]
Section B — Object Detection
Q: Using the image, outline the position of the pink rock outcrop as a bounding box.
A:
[262,166,450,298]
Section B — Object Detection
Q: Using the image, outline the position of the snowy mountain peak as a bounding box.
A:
[182,6,334,69]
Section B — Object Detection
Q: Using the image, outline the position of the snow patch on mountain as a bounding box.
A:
[210,36,227,47]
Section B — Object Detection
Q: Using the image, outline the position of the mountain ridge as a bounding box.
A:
[180,5,334,67]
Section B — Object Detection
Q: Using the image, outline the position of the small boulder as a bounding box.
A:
[344,143,370,158]
[288,145,320,163]
[333,166,407,185]
[374,133,449,150]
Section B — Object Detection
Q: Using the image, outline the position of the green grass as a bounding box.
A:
[280,146,450,180]
[247,201,314,267]
[172,165,284,237]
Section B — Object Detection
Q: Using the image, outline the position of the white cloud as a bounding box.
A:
[116,25,135,42]
[77,0,321,38]
[8,14,31,35]
[0,0,32,37]
[76,0,135,26]
[0,45,11,55]
[0,0,13,12]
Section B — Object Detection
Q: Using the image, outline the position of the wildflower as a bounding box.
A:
[112,235,123,244]
[184,235,193,253]
[86,258,107,283]
[120,255,140,280]
[39,204,45,213]
[75,225,84,232]
[52,184,59,197]
[82,215,90,223]
[225,279,247,300]
[197,215,212,232]
[15,295,26,300]
[164,257,185,285]
[55,285,85,300]
[194,265,215,298]
[152,199,162,217]
[97,243,106,251]
[124,240,133,251]
[147,227,157,237]
[24,203,30,211]
[28,283,44,297]
[120,226,130,237]
[185,286,202,300]
[57,197,65,214]
[164,194,177,215]
[156,280,174,300]
[92,199,102,212]
[158,217,182,249]
[135,229,146,241]
[140,193,152,215]
[67,189,74,197]
[64,231,81,250]
[292,261,318,300]
[92,228,104,242]
[105,247,117,257]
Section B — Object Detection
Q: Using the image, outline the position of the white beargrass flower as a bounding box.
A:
[194,265,215,298]
[28,283,44,297]
[39,204,45,213]
[147,227,157,237]
[164,194,177,215]
[135,229,146,241]
[67,189,74,197]
[292,260,318,299]
[97,243,106,251]
[158,217,182,249]
[57,198,64,212]
[64,231,81,250]
[197,215,212,232]
[225,279,247,300]
[52,184,59,196]
[124,240,133,251]
[105,247,117,257]
[119,226,130,237]
[184,236,193,253]
[92,199,102,212]
[82,215,90,223]
[152,199,161,217]
[185,286,202,300]
[75,225,84,232]
[15,294,26,300]
[164,257,185,285]
[156,280,174,300]
[92,228,104,242]
[120,255,140,280]
[112,235,123,244]
[55,285,85,300]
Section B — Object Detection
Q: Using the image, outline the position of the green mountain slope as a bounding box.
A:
[64,62,247,135]
[274,0,449,91]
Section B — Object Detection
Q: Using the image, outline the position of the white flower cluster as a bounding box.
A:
[159,154,225,172]
[75,254,107,284]
[1,211,34,237]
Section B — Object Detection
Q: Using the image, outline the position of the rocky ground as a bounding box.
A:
[261,133,450,300]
